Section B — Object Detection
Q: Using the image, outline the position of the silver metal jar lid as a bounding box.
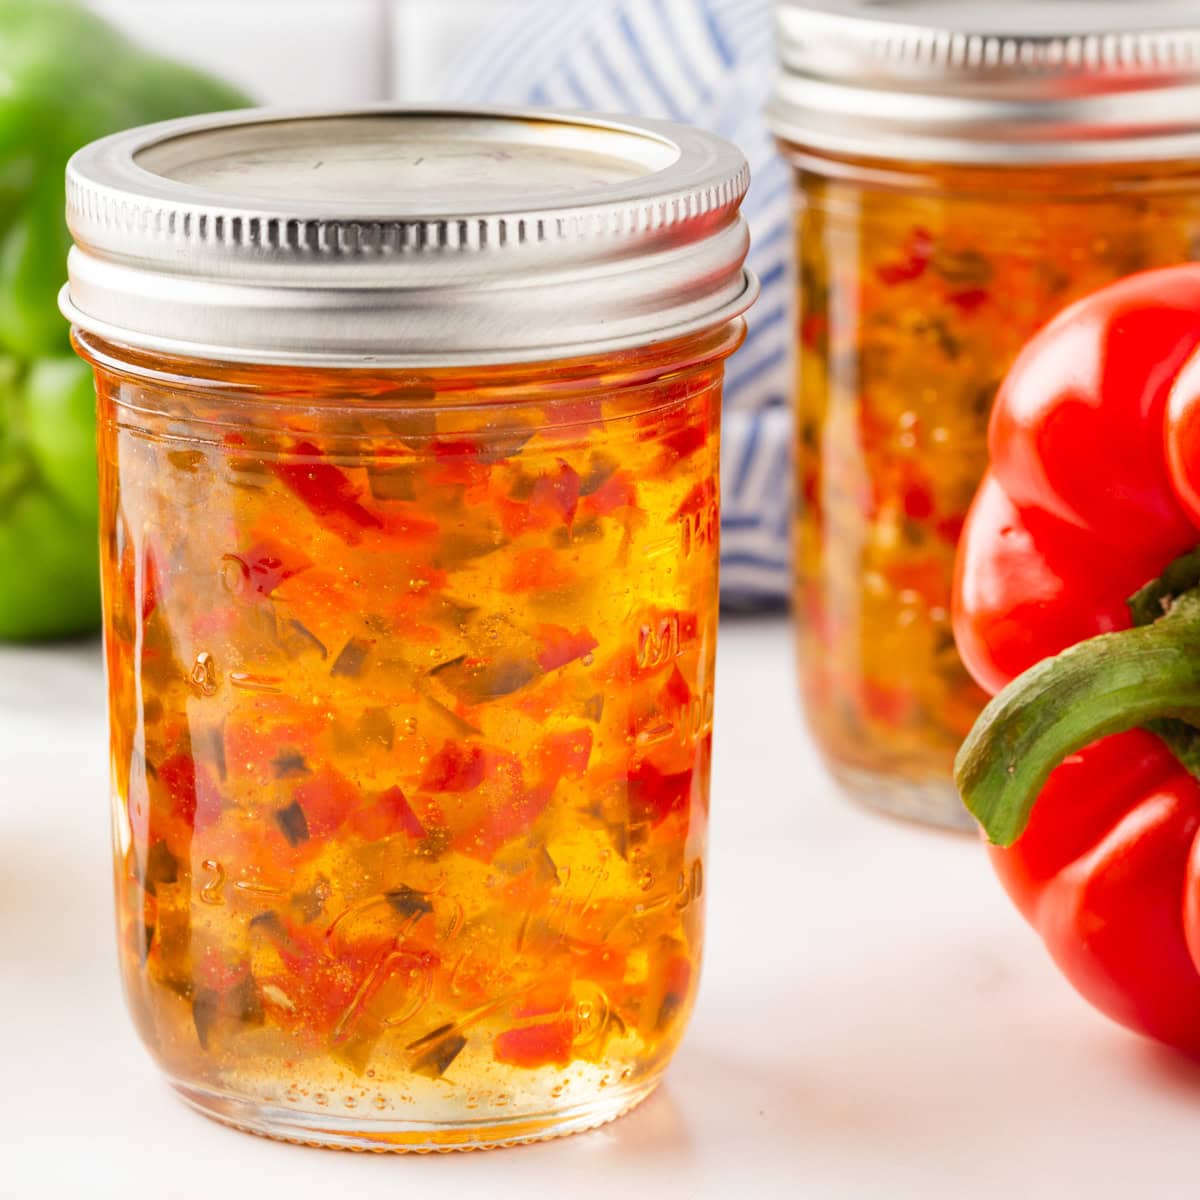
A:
[61,106,756,368]
[768,0,1200,164]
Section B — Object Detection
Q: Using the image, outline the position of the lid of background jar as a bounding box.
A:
[768,0,1200,164]
[60,106,757,367]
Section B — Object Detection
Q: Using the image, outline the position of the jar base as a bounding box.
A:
[828,761,977,833]
[170,1075,661,1153]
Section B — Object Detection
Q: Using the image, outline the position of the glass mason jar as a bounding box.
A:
[61,108,756,1151]
[769,0,1200,829]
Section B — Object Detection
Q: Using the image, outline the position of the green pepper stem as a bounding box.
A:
[955,588,1200,847]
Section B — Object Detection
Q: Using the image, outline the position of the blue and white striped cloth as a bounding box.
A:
[443,0,792,607]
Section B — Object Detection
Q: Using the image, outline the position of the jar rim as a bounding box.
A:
[71,319,748,405]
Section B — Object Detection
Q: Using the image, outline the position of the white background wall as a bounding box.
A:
[85,0,547,105]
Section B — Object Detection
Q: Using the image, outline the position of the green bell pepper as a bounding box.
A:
[0,0,251,640]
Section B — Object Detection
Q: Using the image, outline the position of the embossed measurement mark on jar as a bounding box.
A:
[229,672,283,694]
[199,859,225,905]
[681,685,715,741]
[326,892,425,948]
[323,885,464,953]
[635,682,715,749]
[636,614,680,669]
[319,885,466,1043]
[219,554,249,597]
[680,496,718,559]
[572,983,611,1049]
[332,947,434,1044]
[636,721,676,747]
[448,949,511,999]
[506,858,610,961]
[606,858,704,936]
[233,877,285,897]
[188,651,218,696]
[641,534,678,560]
[405,992,513,1078]
[552,861,610,943]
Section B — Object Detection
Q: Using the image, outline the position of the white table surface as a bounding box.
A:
[4,616,1200,1198]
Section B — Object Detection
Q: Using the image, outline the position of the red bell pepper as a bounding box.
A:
[953,265,1200,1055]
[273,440,383,541]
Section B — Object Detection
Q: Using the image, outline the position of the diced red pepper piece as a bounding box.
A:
[140,544,162,622]
[582,470,638,516]
[859,680,917,726]
[529,460,581,527]
[292,765,361,837]
[350,785,428,841]
[535,624,597,672]
[661,422,707,463]
[537,728,593,781]
[675,477,717,524]
[197,946,251,993]
[901,481,935,521]
[802,469,820,511]
[248,910,315,975]
[947,287,989,314]
[273,441,382,541]
[464,784,554,860]
[428,439,491,488]
[420,742,486,793]
[250,912,365,1035]
[432,439,481,460]
[495,461,583,538]
[935,513,966,545]
[378,786,428,839]
[801,312,828,350]
[887,557,946,606]
[875,226,934,285]
[494,496,534,539]
[628,761,693,826]
[512,982,572,1019]
[224,537,311,597]
[447,740,557,859]
[493,1018,576,1069]
[157,752,195,820]
[504,548,576,593]
[375,508,441,544]
[659,664,692,710]
[158,752,223,832]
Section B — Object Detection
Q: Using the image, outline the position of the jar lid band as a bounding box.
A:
[769,0,1200,164]
[62,106,757,367]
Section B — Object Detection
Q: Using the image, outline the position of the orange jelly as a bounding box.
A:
[84,332,733,1146]
[63,108,755,1148]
